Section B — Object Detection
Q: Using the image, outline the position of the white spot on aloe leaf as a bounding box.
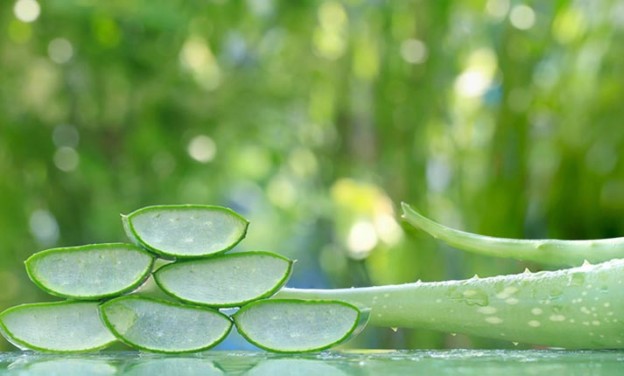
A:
[485,317,503,324]
[477,307,497,315]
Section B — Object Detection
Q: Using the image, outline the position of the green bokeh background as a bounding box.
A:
[2,0,624,350]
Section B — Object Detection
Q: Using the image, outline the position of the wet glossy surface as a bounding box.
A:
[1,350,623,375]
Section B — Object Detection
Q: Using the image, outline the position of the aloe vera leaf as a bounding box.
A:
[233,299,363,353]
[0,302,115,353]
[154,251,292,307]
[100,296,232,353]
[25,243,154,300]
[122,205,248,258]
[277,258,624,349]
[126,358,223,376]
[401,202,624,266]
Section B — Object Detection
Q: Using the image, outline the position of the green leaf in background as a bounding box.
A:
[122,205,249,258]
[25,243,154,300]
[154,251,293,307]
[233,299,365,353]
[0,302,115,353]
[100,296,232,353]
[401,203,624,266]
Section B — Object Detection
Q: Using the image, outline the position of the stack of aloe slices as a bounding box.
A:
[0,205,367,354]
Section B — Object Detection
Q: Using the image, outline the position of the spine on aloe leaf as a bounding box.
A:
[277,259,624,349]
[401,202,624,266]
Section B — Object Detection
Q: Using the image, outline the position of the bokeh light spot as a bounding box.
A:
[29,209,59,246]
[510,5,536,30]
[53,147,79,172]
[347,219,378,259]
[52,124,79,148]
[13,0,40,23]
[400,39,428,64]
[48,38,74,64]
[486,0,510,20]
[187,135,217,163]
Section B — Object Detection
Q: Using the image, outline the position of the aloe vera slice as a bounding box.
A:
[122,205,249,258]
[25,243,154,300]
[233,299,363,353]
[0,302,115,353]
[154,251,293,307]
[100,296,232,353]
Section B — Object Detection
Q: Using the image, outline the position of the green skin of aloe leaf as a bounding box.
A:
[154,251,293,307]
[100,295,233,354]
[123,204,249,258]
[401,202,624,266]
[24,243,154,300]
[277,258,624,349]
[234,299,363,353]
[0,301,116,353]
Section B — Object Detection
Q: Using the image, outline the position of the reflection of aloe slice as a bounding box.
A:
[127,358,223,376]
[0,302,115,353]
[233,299,364,353]
[245,359,346,376]
[25,243,154,300]
[100,296,232,353]
[122,205,249,258]
[154,252,293,307]
[13,359,117,376]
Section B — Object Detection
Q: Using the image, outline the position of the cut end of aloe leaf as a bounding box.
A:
[154,251,293,307]
[124,205,249,258]
[0,302,115,353]
[100,296,232,353]
[25,243,154,300]
[234,299,363,353]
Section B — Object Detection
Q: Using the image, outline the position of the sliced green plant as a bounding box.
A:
[154,251,293,307]
[233,299,365,353]
[100,295,232,353]
[122,204,248,258]
[401,202,624,266]
[278,258,624,349]
[25,243,154,300]
[0,302,116,353]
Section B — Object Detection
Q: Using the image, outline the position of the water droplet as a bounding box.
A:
[449,288,489,307]
[548,288,563,300]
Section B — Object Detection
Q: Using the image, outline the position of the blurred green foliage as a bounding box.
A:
[2,0,624,350]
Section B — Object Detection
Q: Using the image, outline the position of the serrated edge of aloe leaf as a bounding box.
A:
[99,295,233,354]
[123,204,250,259]
[0,301,116,353]
[153,251,294,308]
[233,299,362,353]
[24,243,155,300]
